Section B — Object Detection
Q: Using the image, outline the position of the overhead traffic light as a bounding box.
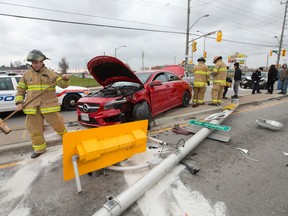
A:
[203,51,207,58]
[192,41,197,52]
[282,49,286,56]
[216,30,222,42]
[269,50,272,56]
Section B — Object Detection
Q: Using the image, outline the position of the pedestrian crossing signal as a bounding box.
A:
[282,49,286,56]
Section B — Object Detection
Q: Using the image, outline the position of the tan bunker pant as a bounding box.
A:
[193,87,206,104]
[26,107,67,153]
[211,83,224,104]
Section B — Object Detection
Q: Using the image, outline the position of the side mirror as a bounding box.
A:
[150,80,162,87]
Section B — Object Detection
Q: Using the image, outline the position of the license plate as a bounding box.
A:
[81,113,89,121]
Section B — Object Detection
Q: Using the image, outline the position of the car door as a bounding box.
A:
[148,72,170,116]
[165,72,183,107]
[0,76,17,112]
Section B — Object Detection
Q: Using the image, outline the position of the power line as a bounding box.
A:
[0,12,279,48]
[0,1,185,31]
[0,13,186,35]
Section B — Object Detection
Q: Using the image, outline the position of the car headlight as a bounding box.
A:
[104,99,128,110]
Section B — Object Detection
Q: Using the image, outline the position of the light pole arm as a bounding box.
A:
[189,30,219,43]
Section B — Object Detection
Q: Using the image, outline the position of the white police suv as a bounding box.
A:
[0,73,89,112]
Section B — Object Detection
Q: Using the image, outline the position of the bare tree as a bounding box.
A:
[13,61,23,68]
[58,57,69,74]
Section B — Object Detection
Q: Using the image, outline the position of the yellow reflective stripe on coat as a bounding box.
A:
[17,82,27,89]
[15,95,24,102]
[194,81,207,87]
[213,67,227,73]
[33,143,47,151]
[213,80,226,85]
[194,71,209,75]
[40,106,61,114]
[27,85,55,91]
[23,108,37,114]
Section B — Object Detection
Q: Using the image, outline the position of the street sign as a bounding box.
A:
[188,120,231,132]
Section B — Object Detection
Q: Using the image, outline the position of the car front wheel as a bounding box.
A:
[182,91,191,107]
[62,94,81,111]
[132,101,152,129]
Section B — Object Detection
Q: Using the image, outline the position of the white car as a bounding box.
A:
[0,73,89,112]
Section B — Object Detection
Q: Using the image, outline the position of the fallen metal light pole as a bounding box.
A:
[93,101,238,216]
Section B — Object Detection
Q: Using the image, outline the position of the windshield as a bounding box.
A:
[135,73,152,84]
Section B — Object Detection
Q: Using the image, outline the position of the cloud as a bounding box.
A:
[0,0,287,72]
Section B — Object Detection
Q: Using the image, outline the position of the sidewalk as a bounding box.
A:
[0,91,286,152]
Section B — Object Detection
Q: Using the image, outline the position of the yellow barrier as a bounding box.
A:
[63,120,148,181]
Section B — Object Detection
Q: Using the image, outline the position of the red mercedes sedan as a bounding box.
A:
[77,56,192,128]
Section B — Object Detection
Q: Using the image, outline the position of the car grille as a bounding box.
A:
[78,103,100,113]
[78,115,98,124]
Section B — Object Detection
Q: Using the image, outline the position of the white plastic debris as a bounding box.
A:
[255,118,283,131]
[283,152,288,156]
[236,147,248,154]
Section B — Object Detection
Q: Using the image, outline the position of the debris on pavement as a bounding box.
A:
[283,152,288,156]
[180,160,200,175]
[236,147,248,154]
[255,118,283,131]
[172,124,193,135]
[236,147,259,162]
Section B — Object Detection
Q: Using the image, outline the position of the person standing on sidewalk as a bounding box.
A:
[278,63,288,94]
[15,50,70,159]
[251,67,263,94]
[192,57,210,107]
[209,56,227,106]
[232,62,242,99]
[266,64,278,94]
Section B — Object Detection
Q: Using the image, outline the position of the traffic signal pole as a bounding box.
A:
[184,0,191,73]
[276,1,288,67]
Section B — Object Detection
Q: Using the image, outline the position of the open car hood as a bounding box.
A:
[87,56,143,87]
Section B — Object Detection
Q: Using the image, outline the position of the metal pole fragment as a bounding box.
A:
[93,102,238,216]
[72,155,82,194]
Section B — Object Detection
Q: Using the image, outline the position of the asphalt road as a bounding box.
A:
[0,98,287,216]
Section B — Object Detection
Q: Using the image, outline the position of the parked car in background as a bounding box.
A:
[240,72,267,89]
[77,56,192,128]
[0,73,88,112]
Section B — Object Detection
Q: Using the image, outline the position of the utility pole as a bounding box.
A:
[142,51,144,70]
[276,1,288,67]
[184,0,191,73]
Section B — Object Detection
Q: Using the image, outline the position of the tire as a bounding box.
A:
[62,94,81,111]
[132,101,152,129]
[182,91,190,107]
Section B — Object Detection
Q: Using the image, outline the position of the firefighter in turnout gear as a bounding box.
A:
[192,57,210,107]
[15,50,70,159]
[209,56,227,106]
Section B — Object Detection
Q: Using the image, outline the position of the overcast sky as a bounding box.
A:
[0,0,287,72]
